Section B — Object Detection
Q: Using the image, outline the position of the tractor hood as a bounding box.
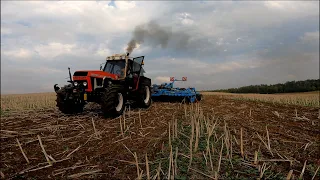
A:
[73,70,119,80]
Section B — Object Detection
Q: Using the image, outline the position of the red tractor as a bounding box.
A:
[53,53,152,117]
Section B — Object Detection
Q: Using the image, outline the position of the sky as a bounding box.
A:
[1,1,319,94]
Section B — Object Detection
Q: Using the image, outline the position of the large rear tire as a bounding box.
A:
[137,85,152,108]
[101,84,126,118]
[56,86,84,114]
[196,94,202,102]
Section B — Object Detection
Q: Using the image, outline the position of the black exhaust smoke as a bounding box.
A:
[126,20,190,54]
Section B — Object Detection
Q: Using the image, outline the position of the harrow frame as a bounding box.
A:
[151,77,202,103]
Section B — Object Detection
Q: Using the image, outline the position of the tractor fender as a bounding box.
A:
[138,76,152,87]
[102,76,125,88]
[102,76,111,87]
[102,77,118,87]
[54,84,60,92]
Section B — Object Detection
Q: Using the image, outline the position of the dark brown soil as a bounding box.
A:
[1,95,319,179]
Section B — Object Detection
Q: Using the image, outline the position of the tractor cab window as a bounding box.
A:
[103,60,126,77]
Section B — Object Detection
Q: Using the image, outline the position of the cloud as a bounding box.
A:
[95,47,112,57]
[154,76,171,84]
[34,43,76,58]
[1,1,319,94]
[114,1,136,10]
[264,1,319,13]
[177,12,194,25]
[147,55,263,77]
[2,48,33,59]
[264,1,299,10]
[1,27,12,35]
[300,31,319,45]
[1,66,65,94]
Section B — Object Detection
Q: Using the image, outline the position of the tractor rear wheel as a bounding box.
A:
[196,94,203,102]
[56,86,84,114]
[101,84,125,118]
[137,85,152,108]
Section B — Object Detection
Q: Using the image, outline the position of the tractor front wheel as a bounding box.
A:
[56,86,84,114]
[101,85,125,118]
[137,85,152,108]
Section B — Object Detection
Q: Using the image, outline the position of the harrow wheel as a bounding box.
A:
[101,84,125,118]
[55,86,84,114]
[137,85,152,108]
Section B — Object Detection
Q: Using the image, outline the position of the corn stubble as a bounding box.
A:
[202,91,319,107]
[1,92,319,179]
[145,101,318,180]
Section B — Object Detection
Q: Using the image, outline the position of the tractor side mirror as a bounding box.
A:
[100,62,105,71]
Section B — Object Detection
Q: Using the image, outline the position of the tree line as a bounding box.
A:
[211,79,320,94]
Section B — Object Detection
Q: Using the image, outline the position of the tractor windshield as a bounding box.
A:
[103,60,126,78]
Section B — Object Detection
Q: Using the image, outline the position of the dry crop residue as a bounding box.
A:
[0,95,319,179]
[201,96,320,164]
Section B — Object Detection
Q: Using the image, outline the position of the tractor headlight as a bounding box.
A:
[83,82,87,86]
[74,82,78,86]
[108,81,112,85]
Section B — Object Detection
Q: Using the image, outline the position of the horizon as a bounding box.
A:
[1,78,319,95]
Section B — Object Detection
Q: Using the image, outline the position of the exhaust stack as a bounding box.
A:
[125,53,129,78]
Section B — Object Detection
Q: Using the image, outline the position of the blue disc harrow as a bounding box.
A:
[151,77,202,103]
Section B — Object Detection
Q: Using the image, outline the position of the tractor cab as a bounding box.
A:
[102,53,146,79]
[102,59,126,78]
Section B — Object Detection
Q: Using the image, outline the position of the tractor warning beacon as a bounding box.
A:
[53,53,152,117]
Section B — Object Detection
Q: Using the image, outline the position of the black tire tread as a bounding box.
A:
[101,84,125,117]
[137,84,152,108]
[56,86,84,114]
[196,94,202,102]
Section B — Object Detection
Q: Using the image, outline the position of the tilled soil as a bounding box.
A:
[201,96,320,172]
[0,95,319,179]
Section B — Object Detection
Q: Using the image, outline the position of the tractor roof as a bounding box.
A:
[106,53,132,61]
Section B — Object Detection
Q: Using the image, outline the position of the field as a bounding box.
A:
[1,92,319,179]
[202,91,320,107]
